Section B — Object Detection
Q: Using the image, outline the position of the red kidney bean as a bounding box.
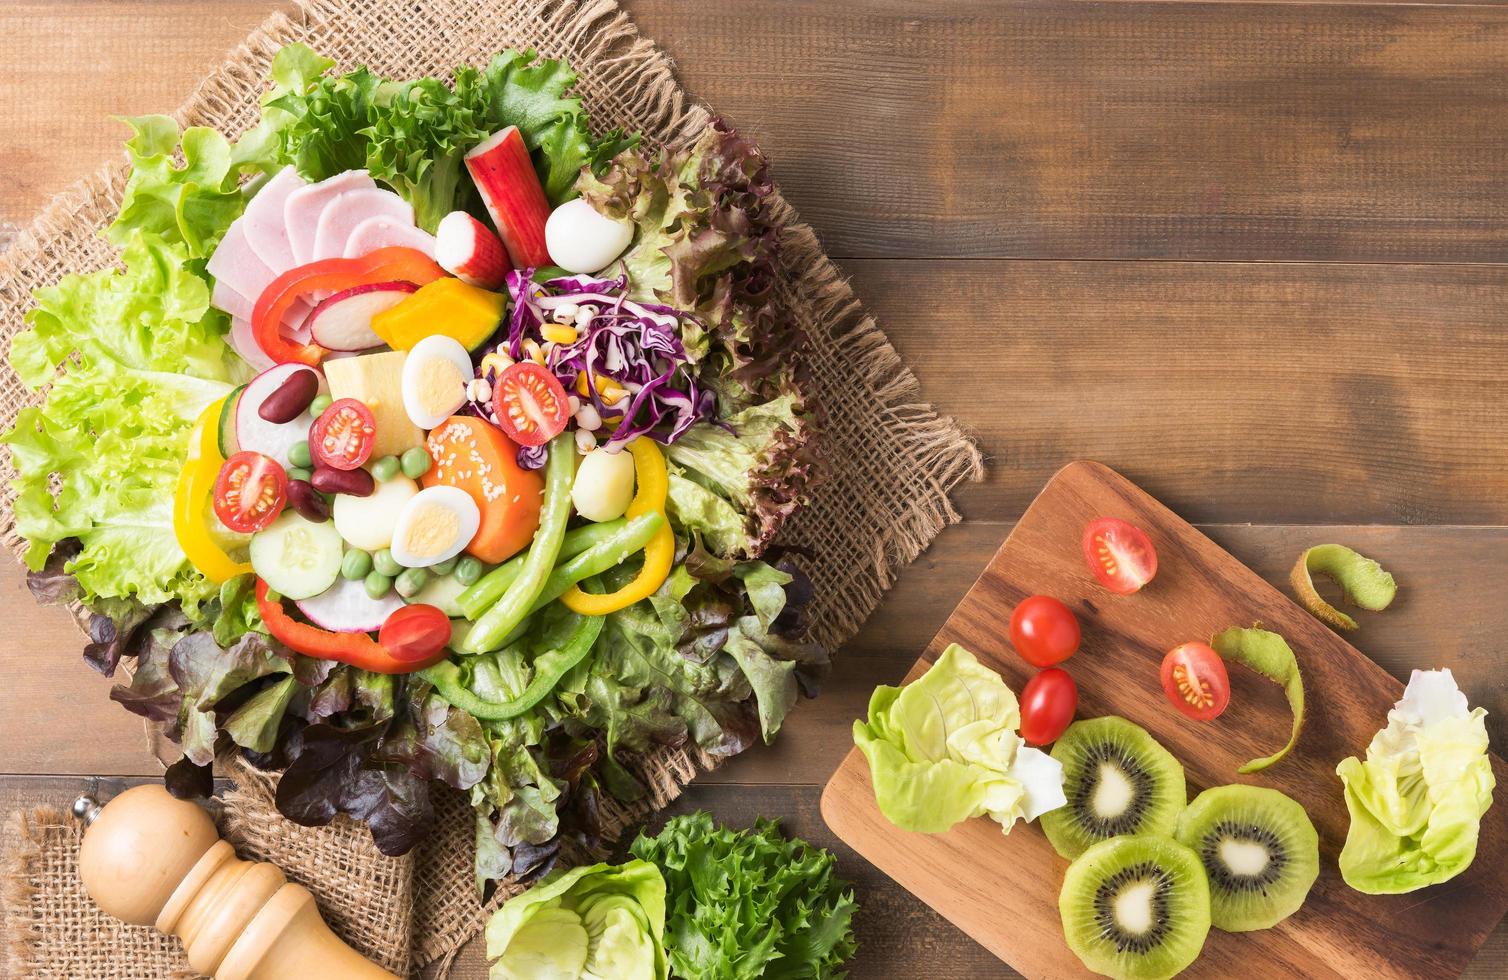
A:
[311,465,374,497]
[257,368,320,423]
[286,480,331,522]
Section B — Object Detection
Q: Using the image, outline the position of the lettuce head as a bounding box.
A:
[1337,668,1496,894]
[853,644,1066,834]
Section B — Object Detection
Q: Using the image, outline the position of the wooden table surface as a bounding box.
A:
[3,2,1506,977]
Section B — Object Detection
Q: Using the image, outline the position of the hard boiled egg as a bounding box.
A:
[389,485,480,567]
[401,335,473,430]
[545,199,634,274]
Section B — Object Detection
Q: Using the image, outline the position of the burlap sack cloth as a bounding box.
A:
[0,0,983,976]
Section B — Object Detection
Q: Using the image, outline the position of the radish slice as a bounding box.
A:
[229,317,277,373]
[237,363,325,467]
[307,282,420,351]
[296,575,405,633]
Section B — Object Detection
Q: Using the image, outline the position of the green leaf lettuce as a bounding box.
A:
[1337,668,1496,894]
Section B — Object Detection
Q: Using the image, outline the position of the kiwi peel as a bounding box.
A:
[1290,544,1396,632]
[1210,627,1305,774]
[1041,716,1188,860]
[1059,835,1211,980]
[1175,784,1318,932]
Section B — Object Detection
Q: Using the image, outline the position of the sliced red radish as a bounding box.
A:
[295,575,405,632]
[237,363,327,467]
[465,127,552,268]
[307,282,420,351]
[436,211,511,288]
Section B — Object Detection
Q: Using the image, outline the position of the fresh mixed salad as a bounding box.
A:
[6,43,822,892]
[851,522,1495,980]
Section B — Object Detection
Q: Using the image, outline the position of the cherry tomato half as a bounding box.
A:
[1020,668,1078,745]
[1009,595,1081,667]
[213,451,287,533]
[1083,517,1158,594]
[1160,642,1231,722]
[379,604,452,664]
[492,362,569,447]
[309,398,376,471]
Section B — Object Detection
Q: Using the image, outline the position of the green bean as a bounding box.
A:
[364,571,393,598]
[454,556,485,586]
[372,548,402,578]
[395,566,430,598]
[400,446,432,479]
[308,394,333,417]
[341,549,372,581]
[288,440,313,469]
[457,518,629,619]
[422,613,603,720]
[459,435,576,653]
[371,455,401,482]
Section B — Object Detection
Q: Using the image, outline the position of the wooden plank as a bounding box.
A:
[823,462,1508,979]
[4,2,1508,265]
[10,519,1508,785]
[849,258,1508,526]
[626,0,1508,261]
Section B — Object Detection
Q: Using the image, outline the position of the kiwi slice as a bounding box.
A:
[1174,784,1319,932]
[1059,835,1211,980]
[1040,716,1188,860]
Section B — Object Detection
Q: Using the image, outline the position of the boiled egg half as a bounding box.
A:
[390,485,480,567]
[545,199,633,274]
[401,335,473,430]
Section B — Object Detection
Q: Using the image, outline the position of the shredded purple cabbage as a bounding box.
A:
[502,269,715,450]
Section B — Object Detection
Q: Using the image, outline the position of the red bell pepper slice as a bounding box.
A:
[252,247,449,365]
[255,578,449,674]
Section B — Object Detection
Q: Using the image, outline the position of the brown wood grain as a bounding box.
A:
[823,462,1508,979]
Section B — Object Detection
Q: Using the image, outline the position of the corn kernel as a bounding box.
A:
[523,340,546,365]
[541,324,578,345]
[480,352,514,378]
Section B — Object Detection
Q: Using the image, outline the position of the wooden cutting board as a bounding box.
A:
[821,461,1508,979]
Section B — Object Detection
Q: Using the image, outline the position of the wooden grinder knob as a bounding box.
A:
[77,784,397,980]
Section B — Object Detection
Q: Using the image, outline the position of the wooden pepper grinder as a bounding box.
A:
[73,784,398,980]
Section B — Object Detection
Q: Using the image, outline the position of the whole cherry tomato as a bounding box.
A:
[1020,668,1078,745]
[1009,595,1081,667]
[378,604,452,664]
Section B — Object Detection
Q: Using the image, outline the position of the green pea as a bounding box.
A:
[371,455,401,482]
[309,394,333,417]
[432,556,458,577]
[341,549,372,581]
[400,446,433,479]
[287,466,312,484]
[364,570,393,599]
[288,440,313,469]
[372,548,402,577]
[454,556,484,586]
[395,566,430,598]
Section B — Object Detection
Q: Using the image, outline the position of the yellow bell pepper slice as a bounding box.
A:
[560,438,675,615]
[173,398,251,583]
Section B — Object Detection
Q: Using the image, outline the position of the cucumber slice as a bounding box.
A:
[218,384,246,457]
[410,574,467,617]
[250,511,343,600]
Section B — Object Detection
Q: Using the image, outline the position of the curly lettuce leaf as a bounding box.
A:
[854,644,1065,834]
[4,232,240,607]
[1337,668,1496,894]
[630,812,857,980]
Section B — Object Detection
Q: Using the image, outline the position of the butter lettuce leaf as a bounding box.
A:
[853,644,1065,834]
[1337,668,1496,894]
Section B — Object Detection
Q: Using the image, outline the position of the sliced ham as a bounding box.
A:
[205,222,277,305]
[211,277,254,322]
[284,170,377,264]
[229,317,277,373]
[208,240,313,346]
[312,189,414,260]
[242,166,307,271]
[342,215,438,259]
